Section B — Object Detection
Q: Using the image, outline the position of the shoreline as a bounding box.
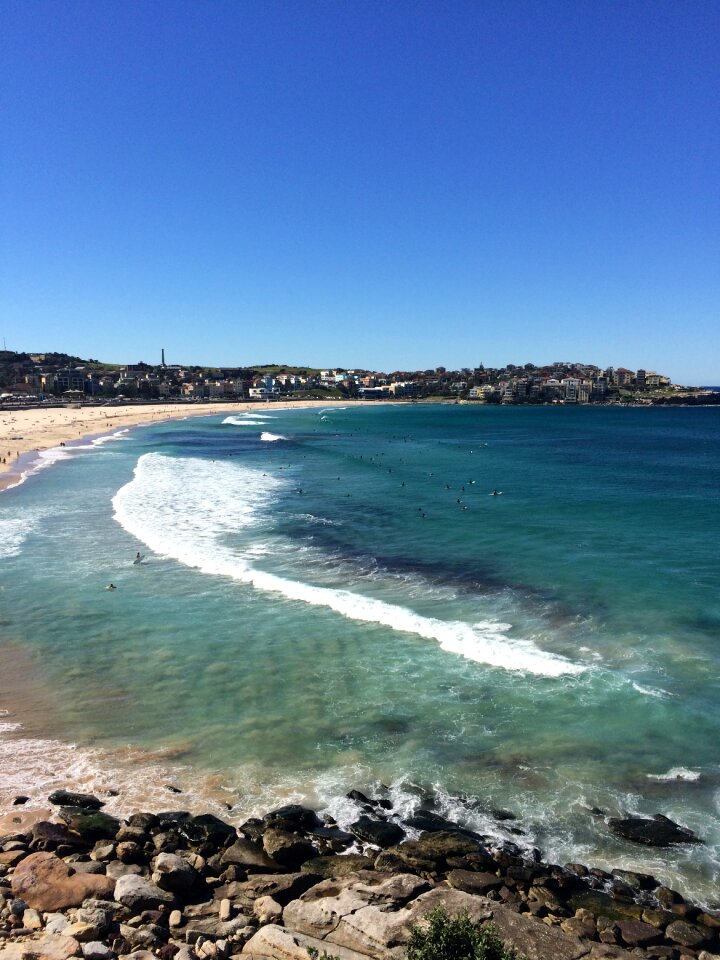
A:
[0,399,380,492]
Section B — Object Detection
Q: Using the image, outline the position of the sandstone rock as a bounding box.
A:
[67,859,107,876]
[301,854,372,878]
[615,920,665,947]
[114,874,178,912]
[446,869,503,895]
[48,790,104,810]
[22,907,43,930]
[82,942,114,959]
[261,828,318,871]
[235,871,322,905]
[381,830,480,872]
[490,902,589,960]
[349,816,405,848]
[152,852,200,894]
[242,924,373,960]
[169,909,183,927]
[608,815,702,847]
[45,914,70,934]
[11,852,115,911]
[0,933,81,959]
[220,838,282,872]
[31,821,89,851]
[91,841,115,862]
[62,920,103,942]
[105,859,143,879]
[0,850,26,867]
[666,920,712,948]
[254,895,282,925]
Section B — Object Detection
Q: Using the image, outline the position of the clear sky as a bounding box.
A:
[1,1,718,382]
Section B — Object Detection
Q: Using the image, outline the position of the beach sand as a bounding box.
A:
[0,399,359,491]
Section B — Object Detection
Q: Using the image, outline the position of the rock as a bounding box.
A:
[58,808,121,842]
[45,914,70,934]
[242,924,378,960]
[446,869,503,895]
[489,903,589,960]
[220,838,282,872]
[235,871,322,905]
[284,871,430,942]
[569,890,643,922]
[615,920,665,947]
[169,909,183,927]
[218,898,232,922]
[31,820,90,851]
[48,790,105,810]
[253,895,282,925]
[105,859,143,878]
[611,868,657,891]
[178,814,236,848]
[666,920,712,948]
[114,874,178,912]
[403,810,478,836]
[82,942,114,959]
[301,854,373,878]
[91,841,116,862]
[0,933,81,959]
[349,816,405,848]
[13,796,30,805]
[0,850,26,867]
[262,828,318,870]
[607,815,702,847]
[11,851,115,910]
[381,830,480,872]
[62,920,104,942]
[264,805,322,832]
[69,859,107,875]
[152,852,200,894]
[22,907,44,930]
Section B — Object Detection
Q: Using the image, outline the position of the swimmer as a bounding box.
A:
[106,583,117,591]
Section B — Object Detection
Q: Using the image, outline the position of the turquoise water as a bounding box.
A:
[1,404,719,904]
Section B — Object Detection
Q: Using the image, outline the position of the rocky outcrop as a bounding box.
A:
[1,788,719,960]
[607,815,702,847]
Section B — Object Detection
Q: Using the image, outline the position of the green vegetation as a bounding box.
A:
[406,909,519,960]
[306,909,519,960]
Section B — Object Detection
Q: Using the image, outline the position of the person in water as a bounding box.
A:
[106,583,117,590]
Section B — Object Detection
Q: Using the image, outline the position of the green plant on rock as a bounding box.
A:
[406,908,519,960]
[306,948,342,960]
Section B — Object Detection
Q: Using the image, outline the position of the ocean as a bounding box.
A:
[1,403,719,905]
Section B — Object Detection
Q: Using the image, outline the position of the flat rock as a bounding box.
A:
[616,920,665,947]
[152,851,200,893]
[381,830,480,872]
[178,813,237,847]
[236,871,322,905]
[301,854,374,878]
[666,920,712,948]
[490,902,589,960]
[242,924,374,960]
[31,820,90,850]
[264,805,322,832]
[446,869,503,894]
[0,933,81,959]
[608,815,702,847]
[11,851,115,911]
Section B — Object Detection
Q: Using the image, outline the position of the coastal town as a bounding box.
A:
[0,350,714,407]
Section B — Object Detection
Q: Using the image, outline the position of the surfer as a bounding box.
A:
[106,583,117,591]
[133,552,144,564]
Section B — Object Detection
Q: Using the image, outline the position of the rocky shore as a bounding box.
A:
[1,789,718,960]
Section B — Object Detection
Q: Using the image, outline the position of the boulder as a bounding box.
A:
[114,873,178,912]
[31,820,90,851]
[48,790,104,810]
[262,828,318,870]
[490,902,589,960]
[221,837,282,872]
[615,920,665,947]
[264,805,322,832]
[152,851,200,894]
[178,814,236,848]
[11,851,115,911]
[607,815,702,847]
[57,808,121,842]
[666,920,712,948]
[349,816,405,848]
[446,869,503,894]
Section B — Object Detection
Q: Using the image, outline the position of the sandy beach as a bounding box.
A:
[0,399,360,491]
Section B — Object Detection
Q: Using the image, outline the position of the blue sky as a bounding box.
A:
[1,1,718,382]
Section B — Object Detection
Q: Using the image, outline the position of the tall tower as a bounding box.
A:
[161,348,166,367]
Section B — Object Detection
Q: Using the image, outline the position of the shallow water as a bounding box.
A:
[1,404,719,904]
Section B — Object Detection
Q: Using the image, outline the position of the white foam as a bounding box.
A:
[631,681,672,699]
[112,454,583,678]
[260,432,287,442]
[222,416,269,426]
[0,517,34,559]
[647,767,702,782]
